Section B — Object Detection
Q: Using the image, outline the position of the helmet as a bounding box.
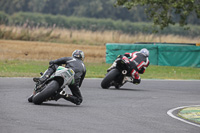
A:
[72,50,85,61]
[139,48,149,57]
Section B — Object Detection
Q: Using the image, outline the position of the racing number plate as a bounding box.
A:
[62,69,74,80]
[62,71,71,80]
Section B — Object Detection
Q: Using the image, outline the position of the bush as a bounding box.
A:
[0,11,200,37]
[0,11,10,24]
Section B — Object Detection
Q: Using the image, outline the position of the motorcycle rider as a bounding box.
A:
[31,50,86,105]
[108,48,150,85]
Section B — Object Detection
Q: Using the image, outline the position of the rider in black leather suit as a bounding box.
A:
[33,50,86,105]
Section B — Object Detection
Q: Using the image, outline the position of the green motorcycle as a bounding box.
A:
[28,66,75,105]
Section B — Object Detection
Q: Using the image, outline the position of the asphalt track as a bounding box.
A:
[0,77,200,133]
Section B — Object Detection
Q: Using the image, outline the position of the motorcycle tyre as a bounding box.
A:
[101,69,120,89]
[28,94,34,102]
[32,80,60,105]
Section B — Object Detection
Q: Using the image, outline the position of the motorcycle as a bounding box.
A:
[101,55,133,89]
[28,66,75,105]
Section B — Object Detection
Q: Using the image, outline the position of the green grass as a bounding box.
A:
[143,65,200,80]
[178,107,200,124]
[0,60,48,77]
[0,60,199,80]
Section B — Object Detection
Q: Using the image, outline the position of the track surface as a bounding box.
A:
[0,78,199,133]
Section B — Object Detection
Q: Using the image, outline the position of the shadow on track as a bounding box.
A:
[32,102,78,107]
[100,87,148,91]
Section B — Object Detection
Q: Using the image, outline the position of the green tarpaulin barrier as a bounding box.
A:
[106,43,200,67]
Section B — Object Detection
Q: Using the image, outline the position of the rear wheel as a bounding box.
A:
[101,69,120,89]
[32,80,60,105]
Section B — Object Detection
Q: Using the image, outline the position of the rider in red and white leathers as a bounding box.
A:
[124,48,150,84]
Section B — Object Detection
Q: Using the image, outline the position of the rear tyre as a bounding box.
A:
[33,80,59,105]
[101,69,120,89]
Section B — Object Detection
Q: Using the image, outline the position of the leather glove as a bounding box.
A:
[124,53,130,58]
[49,60,55,65]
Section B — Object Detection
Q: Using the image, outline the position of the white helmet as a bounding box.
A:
[140,48,149,57]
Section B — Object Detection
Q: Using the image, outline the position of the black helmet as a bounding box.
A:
[72,50,85,61]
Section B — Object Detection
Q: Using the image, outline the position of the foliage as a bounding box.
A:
[0,11,9,24]
[0,0,199,25]
[0,12,200,37]
[115,0,200,29]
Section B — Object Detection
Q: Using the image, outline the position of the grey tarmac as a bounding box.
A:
[0,77,199,133]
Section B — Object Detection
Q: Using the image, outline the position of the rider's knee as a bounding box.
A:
[75,97,82,105]
[132,78,141,85]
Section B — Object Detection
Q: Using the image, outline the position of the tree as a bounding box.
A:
[115,0,200,29]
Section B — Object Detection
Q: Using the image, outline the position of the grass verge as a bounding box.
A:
[1,25,200,46]
[0,60,199,80]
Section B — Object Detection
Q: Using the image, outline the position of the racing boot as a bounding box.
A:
[33,67,55,85]
[59,90,82,105]
[63,94,82,105]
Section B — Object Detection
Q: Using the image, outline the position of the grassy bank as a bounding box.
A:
[0,60,199,80]
[0,40,106,62]
[0,40,199,79]
[1,25,200,46]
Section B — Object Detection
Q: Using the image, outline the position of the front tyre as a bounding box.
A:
[32,80,59,105]
[101,69,120,89]
[28,94,34,102]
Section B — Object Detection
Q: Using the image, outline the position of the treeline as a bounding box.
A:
[0,0,199,25]
[0,11,200,37]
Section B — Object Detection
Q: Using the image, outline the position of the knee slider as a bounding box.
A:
[133,78,141,84]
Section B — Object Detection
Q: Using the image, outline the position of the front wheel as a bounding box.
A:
[101,69,120,89]
[32,80,60,105]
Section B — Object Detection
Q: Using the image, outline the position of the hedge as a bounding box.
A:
[0,11,200,37]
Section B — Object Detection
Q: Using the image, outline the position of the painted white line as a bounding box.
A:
[167,105,200,128]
